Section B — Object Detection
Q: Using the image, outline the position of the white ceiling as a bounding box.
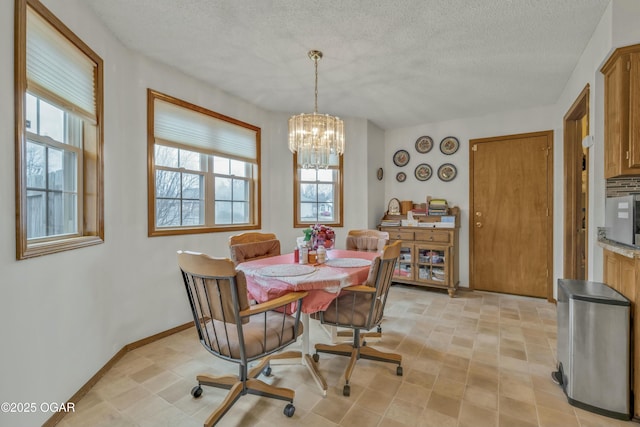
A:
[81,0,610,130]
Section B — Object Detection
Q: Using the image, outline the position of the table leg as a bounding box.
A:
[301,313,327,396]
[270,313,327,396]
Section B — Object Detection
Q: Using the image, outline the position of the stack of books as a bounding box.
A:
[380,219,401,226]
[428,198,448,216]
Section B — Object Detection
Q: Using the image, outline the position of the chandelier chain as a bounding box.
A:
[314,55,318,113]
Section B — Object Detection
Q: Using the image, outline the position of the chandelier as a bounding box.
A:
[289,50,344,169]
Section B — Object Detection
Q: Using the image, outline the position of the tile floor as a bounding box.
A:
[57,286,636,427]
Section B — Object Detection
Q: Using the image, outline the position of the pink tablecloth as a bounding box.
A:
[236,249,378,313]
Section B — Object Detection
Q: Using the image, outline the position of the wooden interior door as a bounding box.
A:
[563,85,589,281]
[470,131,553,299]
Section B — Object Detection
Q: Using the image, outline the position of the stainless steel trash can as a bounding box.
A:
[554,279,631,420]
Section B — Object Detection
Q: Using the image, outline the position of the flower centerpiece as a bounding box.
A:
[308,224,335,250]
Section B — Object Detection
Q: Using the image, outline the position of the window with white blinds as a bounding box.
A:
[148,90,261,236]
[154,99,257,163]
[15,0,104,260]
[26,6,98,122]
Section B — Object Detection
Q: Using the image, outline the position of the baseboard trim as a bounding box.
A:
[42,321,193,427]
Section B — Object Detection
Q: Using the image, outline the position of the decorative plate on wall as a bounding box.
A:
[393,149,410,167]
[396,172,407,182]
[438,163,457,182]
[440,136,459,155]
[377,167,384,180]
[414,163,432,181]
[415,136,433,153]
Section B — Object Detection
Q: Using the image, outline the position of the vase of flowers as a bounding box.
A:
[309,224,335,250]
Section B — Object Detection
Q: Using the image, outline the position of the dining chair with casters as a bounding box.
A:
[177,250,307,426]
[312,240,402,397]
[228,232,281,265]
[341,229,390,339]
[345,229,389,253]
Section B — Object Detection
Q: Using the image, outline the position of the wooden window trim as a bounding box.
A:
[15,0,104,260]
[147,89,261,236]
[292,153,344,228]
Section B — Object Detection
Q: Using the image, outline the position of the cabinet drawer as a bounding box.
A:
[389,231,414,241]
[414,230,450,243]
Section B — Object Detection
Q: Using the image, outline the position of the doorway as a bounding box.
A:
[563,85,590,281]
[469,131,553,300]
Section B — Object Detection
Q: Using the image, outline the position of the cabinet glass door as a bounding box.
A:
[395,245,413,280]
[416,246,447,284]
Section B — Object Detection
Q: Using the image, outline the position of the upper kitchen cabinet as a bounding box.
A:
[601,44,640,178]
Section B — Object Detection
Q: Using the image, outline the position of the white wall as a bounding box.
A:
[384,106,557,289]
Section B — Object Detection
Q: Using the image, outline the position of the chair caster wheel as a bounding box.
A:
[362,341,367,347]
[312,353,319,363]
[397,366,403,376]
[284,403,295,417]
[343,384,351,396]
[191,385,203,398]
[263,366,272,377]
[377,325,382,333]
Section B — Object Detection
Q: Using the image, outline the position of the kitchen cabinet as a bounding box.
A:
[601,44,640,178]
[602,248,639,418]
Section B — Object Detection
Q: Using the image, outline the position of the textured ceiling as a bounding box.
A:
[81,0,610,130]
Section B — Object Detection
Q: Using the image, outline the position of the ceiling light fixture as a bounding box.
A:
[288,50,344,169]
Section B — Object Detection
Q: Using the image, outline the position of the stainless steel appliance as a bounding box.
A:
[605,194,640,247]
[554,279,631,420]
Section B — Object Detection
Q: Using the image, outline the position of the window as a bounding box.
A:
[293,154,343,228]
[148,90,261,236]
[15,0,104,259]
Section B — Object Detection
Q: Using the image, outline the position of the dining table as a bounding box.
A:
[236,249,379,395]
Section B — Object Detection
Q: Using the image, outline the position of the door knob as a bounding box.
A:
[475,222,483,228]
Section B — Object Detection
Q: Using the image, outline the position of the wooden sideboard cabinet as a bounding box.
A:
[601,44,640,178]
[602,248,639,419]
[379,207,459,297]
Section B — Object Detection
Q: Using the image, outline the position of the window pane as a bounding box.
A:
[215,177,232,200]
[182,200,202,225]
[26,93,38,132]
[300,183,317,202]
[47,192,77,235]
[155,145,179,168]
[215,201,232,224]
[319,203,334,221]
[63,150,77,192]
[300,202,317,222]
[39,99,64,142]
[233,202,248,223]
[232,179,247,201]
[182,173,202,200]
[156,199,180,226]
[26,141,46,189]
[300,168,316,181]
[317,169,333,182]
[155,170,180,198]
[26,190,46,238]
[318,184,333,202]
[213,156,229,175]
[180,149,202,171]
[48,147,63,190]
[230,159,247,177]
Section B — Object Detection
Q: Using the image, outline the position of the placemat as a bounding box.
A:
[256,264,317,277]
[325,258,372,268]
